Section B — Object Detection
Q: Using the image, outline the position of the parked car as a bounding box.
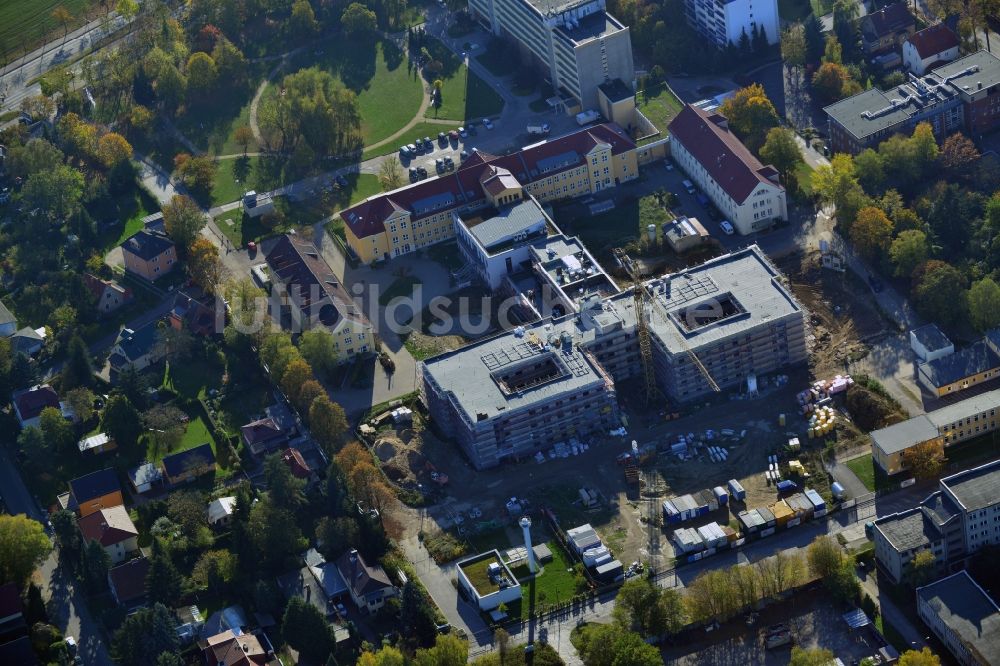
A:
[423,136,433,149]
[399,145,411,158]
[696,192,709,207]
[460,149,469,161]
[483,118,494,129]
[443,156,454,170]
[435,158,445,173]
[448,130,459,141]
[719,220,735,235]
[416,166,428,179]
[458,126,467,137]
[407,142,419,154]
[409,168,419,182]
[438,131,448,145]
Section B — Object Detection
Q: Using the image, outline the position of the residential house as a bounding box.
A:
[917,571,1000,665]
[207,496,237,527]
[83,273,133,315]
[667,104,787,235]
[128,462,164,495]
[168,290,219,337]
[263,234,373,361]
[241,417,288,458]
[78,505,139,565]
[340,124,639,264]
[0,583,26,640]
[78,432,117,455]
[203,629,268,666]
[107,557,150,609]
[162,443,216,485]
[65,468,124,517]
[282,448,312,480]
[903,23,961,75]
[12,384,72,429]
[0,300,16,337]
[335,549,397,613]
[108,320,164,376]
[9,327,45,357]
[121,230,177,281]
[861,2,916,55]
[277,549,348,619]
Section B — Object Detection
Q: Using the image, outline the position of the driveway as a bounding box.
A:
[37,551,113,666]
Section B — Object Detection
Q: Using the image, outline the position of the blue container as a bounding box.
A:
[713,486,729,506]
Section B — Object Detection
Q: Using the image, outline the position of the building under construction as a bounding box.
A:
[420,246,807,469]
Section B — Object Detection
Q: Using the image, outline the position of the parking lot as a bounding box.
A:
[662,588,887,665]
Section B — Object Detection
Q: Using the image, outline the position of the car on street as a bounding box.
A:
[719,220,735,235]
[696,192,709,207]
[868,275,883,293]
[483,118,494,129]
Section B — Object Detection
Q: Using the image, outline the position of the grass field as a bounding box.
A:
[846,453,876,492]
[423,37,505,122]
[638,83,683,135]
[361,122,460,160]
[0,0,93,67]
[91,186,160,251]
[794,161,815,196]
[287,38,423,147]
[176,89,260,157]
[508,541,587,619]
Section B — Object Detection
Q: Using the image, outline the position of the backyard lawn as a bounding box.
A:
[637,83,683,136]
[508,541,587,619]
[91,186,161,251]
[794,161,815,196]
[846,453,876,492]
[423,37,505,122]
[553,194,678,265]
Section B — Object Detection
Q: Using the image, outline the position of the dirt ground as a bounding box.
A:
[777,251,889,378]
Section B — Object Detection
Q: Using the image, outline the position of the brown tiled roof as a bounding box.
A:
[907,23,959,59]
[668,105,783,204]
[863,2,914,39]
[108,557,150,604]
[282,447,311,479]
[340,124,636,239]
[83,273,131,302]
[12,385,60,421]
[204,630,268,666]
[78,506,138,547]
[241,417,285,445]
[335,549,393,600]
[263,234,369,327]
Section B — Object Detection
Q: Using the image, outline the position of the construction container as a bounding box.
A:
[662,499,681,524]
[713,486,729,506]
[593,552,613,567]
[738,509,765,533]
[727,479,746,501]
[804,488,827,517]
[675,494,698,520]
[697,522,727,549]
[769,500,794,528]
[721,525,740,543]
[785,493,814,520]
[672,527,705,553]
[567,524,601,554]
[756,506,776,528]
[595,559,624,583]
[582,545,611,567]
[694,489,719,514]
[776,479,798,494]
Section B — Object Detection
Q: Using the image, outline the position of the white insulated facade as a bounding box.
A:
[683,0,780,49]
[468,0,635,109]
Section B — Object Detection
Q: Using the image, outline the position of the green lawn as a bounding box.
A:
[508,541,587,620]
[846,453,876,492]
[423,37,505,121]
[211,157,257,207]
[164,359,223,400]
[91,186,160,251]
[379,275,423,305]
[361,122,460,160]
[0,0,93,67]
[460,554,508,596]
[638,83,682,134]
[174,77,261,156]
[475,45,517,77]
[778,0,813,21]
[285,37,423,147]
[794,160,815,196]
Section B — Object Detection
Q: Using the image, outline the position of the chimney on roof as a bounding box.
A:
[242,643,249,653]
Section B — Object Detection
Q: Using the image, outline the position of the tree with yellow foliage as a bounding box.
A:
[718,83,779,150]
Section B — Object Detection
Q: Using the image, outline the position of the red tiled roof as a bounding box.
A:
[282,447,311,479]
[204,630,268,666]
[78,505,138,547]
[340,123,637,239]
[13,385,61,421]
[667,105,783,204]
[108,557,150,604]
[907,23,959,59]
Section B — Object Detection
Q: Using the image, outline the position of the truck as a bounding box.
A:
[527,124,550,136]
[575,109,600,125]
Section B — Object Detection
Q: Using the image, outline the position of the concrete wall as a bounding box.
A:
[903,42,959,75]
[572,26,635,110]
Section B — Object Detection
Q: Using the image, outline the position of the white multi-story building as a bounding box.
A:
[917,571,1000,666]
[682,0,780,49]
[468,0,635,111]
[668,104,787,235]
[874,459,1000,584]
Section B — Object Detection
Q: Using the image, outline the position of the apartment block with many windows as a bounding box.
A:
[682,0,779,49]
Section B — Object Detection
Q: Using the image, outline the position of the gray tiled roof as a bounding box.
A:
[871,414,938,455]
[467,199,548,250]
[911,323,952,352]
[918,339,1000,388]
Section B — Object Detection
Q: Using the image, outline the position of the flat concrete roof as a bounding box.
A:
[874,508,938,552]
[463,199,549,251]
[911,323,952,352]
[917,570,1000,664]
[871,414,938,455]
[941,458,1000,512]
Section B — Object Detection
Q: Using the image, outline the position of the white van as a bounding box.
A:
[682,179,695,194]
